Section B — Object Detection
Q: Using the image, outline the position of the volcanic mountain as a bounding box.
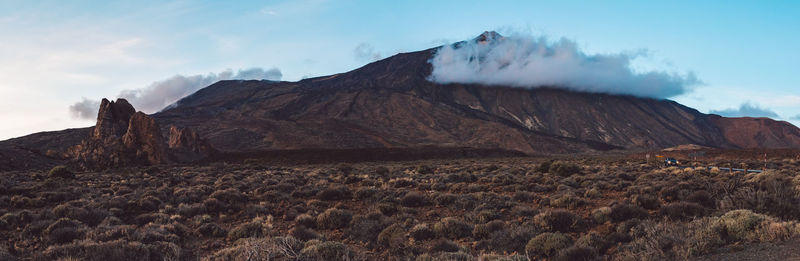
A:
[2,32,800,170]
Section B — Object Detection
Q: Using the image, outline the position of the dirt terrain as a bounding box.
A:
[1,153,799,260]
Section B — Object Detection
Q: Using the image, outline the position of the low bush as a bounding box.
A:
[48,166,74,179]
[400,191,428,207]
[433,217,472,239]
[556,246,598,261]
[377,224,406,248]
[316,208,352,230]
[228,217,269,241]
[410,224,436,241]
[660,202,705,221]
[300,241,353,261]
[525,232,572,258]
[549,161,581,177]
[534,210,585,233]
[610,203,649,222]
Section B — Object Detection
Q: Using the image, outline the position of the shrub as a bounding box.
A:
[316,186,352,201]
[537,161,552,173]
[555,246,598,261]
[177,203,206,218]
[39,239,179,261]
[197,223,226,237]
[591,207,612,224]
[433,217,473,239]
[44,218,84,245]
[525,232,572,258]
[549,161,581,177]
[228,217,269,241]
[210,188,247,206]
[377,203,398,216]
[300,241,353,261]
[686,190,715,208]
[137,196,162,212]
[428,238,461,253]
[410,224,436,241]
[584,188,601,199]
[610,203,649,222]
[48,166,74,179]
[660,202,705,221]
[473,220,505,239]
[575,232,611,253]
[534,210,585,233]
[632,194,661,210]
[289,226,320,242]
[347,214,385,243]
[400,191,428,207]
[295,214,317,228]
[377,224,406,248]
[316,208,352,230]
[719,209,766,241]
[354,187,377,200]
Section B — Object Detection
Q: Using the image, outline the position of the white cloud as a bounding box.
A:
[428,32,702,99]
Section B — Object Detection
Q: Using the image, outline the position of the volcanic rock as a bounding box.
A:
[94,98,136,138]
[68,99,170,169]
[168,125,216,162]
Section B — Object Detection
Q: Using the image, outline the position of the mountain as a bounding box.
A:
[2,32,800,170]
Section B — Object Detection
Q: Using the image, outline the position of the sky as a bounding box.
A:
[0,0,798,140]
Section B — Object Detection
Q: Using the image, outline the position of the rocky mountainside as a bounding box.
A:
[152,35,800,154]
[2,33,800,170]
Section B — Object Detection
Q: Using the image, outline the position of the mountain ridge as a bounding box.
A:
[2,35,800,170]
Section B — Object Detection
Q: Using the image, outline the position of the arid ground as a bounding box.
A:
[2,153,800,260]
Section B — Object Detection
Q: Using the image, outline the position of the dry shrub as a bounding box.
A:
[317,186,353,201]
[205,237,303,261]
[228,217,270,241]
[556,246,598,261]
[40,239,180,261]
[410,224,436,241]
[610,203,648,222]
[316,208,352,230]
[534,210,585,233]
[300,240,354,261]
[659,202,704,221]
[377,224,406,248]
[525,232,572,258]
[433,217,472,240]
[400,191,428,207]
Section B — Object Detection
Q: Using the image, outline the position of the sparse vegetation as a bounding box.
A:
[1,156,799,259]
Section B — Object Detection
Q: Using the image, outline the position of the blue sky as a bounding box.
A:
[0,0,799,140]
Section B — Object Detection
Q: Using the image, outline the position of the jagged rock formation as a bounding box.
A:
[68,99,170,169]
[168,125,216,162]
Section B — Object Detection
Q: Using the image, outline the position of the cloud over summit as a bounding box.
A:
[69,67,281,119]
[427,32,701,99]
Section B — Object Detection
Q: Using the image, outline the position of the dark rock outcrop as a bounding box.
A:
[168,125,216,162]
[94,98,136,138]
[68,99,171,169]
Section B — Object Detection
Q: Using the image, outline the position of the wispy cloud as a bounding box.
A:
[353,43,382,62]
[710,102,779,118]
[68,68,282,119]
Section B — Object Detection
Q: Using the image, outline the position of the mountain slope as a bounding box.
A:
[152,42,800,153]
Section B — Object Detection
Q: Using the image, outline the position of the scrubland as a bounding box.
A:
[2,156,800,260]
